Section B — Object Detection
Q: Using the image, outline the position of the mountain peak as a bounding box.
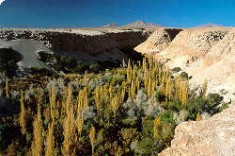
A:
[102,23,119,28]
[197,23,222,28]
[124,20,161,28]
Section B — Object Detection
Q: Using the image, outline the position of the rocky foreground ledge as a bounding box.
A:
[159,102,235,156]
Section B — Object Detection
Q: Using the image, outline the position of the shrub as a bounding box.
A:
[134,137,158,155]
[0,48,22,77]
[180,72,188,80]
[172,67,181,73]
[206,93,223,106]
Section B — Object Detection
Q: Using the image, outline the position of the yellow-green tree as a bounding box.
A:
[49,83,58,121]
[121,81,127,101]
[89,125,96,155]
[77,114,84,137]
[165,76,172,101]
[62,107,76,156]
[153,117,161,139]
[45,122,56,156]
[19,91,27,135]
[181,80,189,105]
[5,77,9,98]
[62,85,76,156]
[126,59,132,83]
[31,94,45,156]
[196,112,202,121]
[94,86,101,115]
[130,81,136,100]
[110,95,121,117]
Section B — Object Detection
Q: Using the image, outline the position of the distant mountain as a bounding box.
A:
[101,20,162,29]
[197,23,222,28]
[102,23,119,28]
[123,20,162,28]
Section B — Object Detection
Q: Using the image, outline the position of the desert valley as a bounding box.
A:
[0,22,235,155]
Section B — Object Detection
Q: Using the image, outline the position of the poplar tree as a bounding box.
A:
[89,125,96,155]
[130,81,136,100]
[153,117,161,139]
[19,91,27,135]
[62,85,76,156]
[31,94,44,156]
[127,59,132,83]
[49,83,58,121]
[5,77,9,98]
[94,86,101,115]
[45,122,55,156]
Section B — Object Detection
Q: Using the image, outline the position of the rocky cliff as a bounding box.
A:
[135,27,235,156]
[0,28,150,63]
[159,102,235,156]
[135,28,182,54]
[135,27,235,101]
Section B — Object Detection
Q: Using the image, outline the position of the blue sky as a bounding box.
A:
[0,0,235,28]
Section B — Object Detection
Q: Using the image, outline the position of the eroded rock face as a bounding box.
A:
[135,28,182,55]
[0,28,150,62]
[159,28,229,68]
[185,29,235,102]
[204,28,235,66]
[159,103,235,156]
[135,27,235,101]
[136,28,235,155]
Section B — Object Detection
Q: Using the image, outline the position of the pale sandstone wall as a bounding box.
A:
[159,102,235,156]
[135,27,235,156]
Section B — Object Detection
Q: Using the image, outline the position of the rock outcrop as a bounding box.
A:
[158,28,229,68]
[135,27,235,101]
[159,103,235,156]
[135,27,235,156]
[135,28,182,54]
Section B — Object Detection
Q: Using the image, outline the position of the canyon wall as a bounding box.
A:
[134,27,235,156]
[135,27,235,101]
[0,28,151,63]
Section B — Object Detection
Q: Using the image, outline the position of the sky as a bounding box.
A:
[0,0,235,28]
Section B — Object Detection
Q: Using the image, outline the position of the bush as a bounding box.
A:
[172,67,181,73]
[0,48,22,77]
[134,137,158,155]
[206,93,223,105]
[187,96,205,119]
[180,72,188,80]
